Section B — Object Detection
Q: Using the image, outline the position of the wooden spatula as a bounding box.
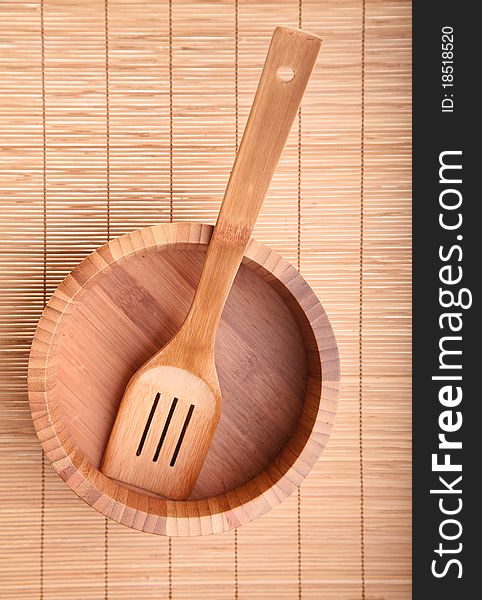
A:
[100,26,321,500]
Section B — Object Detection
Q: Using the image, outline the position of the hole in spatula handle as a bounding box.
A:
[277,65,295,83]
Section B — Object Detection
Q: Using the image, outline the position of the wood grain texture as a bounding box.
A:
[0,0,411,598]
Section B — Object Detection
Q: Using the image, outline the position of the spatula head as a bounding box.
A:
[101,365,221,500]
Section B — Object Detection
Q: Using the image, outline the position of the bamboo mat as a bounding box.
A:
[0,1,412,598]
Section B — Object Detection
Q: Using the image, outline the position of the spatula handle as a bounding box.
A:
[215,27,321,245]
[180,27,321,351]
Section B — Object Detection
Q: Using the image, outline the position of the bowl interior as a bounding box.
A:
[55,244,308,500]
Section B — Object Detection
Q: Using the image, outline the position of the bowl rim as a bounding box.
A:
[28,222,340,536]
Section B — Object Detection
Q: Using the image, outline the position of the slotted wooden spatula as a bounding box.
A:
[100,26,321,500]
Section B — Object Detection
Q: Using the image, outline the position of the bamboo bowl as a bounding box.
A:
[28,222,339,536]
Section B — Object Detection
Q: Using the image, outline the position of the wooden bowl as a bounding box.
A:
[28,222,339,536]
